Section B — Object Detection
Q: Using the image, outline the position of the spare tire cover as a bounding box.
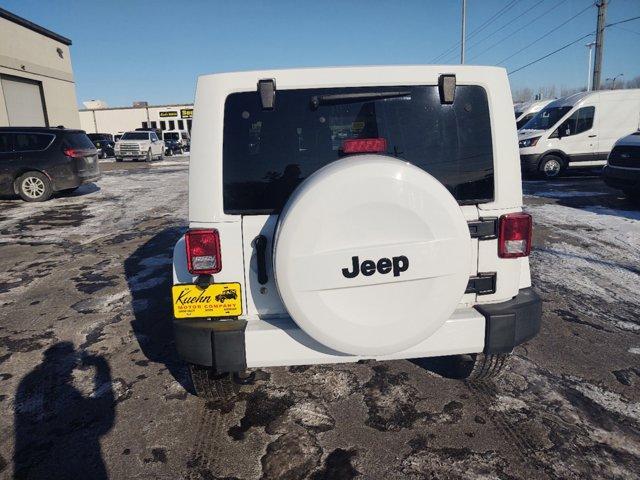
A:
[273,155,471,356]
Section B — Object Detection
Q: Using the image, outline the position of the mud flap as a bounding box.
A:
[173,318,247,372]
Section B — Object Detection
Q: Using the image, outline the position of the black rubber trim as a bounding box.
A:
[466,273,497,295]
[468,218,498,239]
[474,287,542,354]
[173,318,247,372]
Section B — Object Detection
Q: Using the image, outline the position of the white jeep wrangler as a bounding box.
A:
[171,66,541,400]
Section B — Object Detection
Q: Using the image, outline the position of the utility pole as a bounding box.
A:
[585,41,595,91]
[460,0,467,64]
[592,0,607,90]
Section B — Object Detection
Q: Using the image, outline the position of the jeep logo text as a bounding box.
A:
[342,255,409,278]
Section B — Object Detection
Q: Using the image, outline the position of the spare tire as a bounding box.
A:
[273,155,471,356]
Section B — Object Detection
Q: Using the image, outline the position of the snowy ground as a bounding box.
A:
[0,163,639,479]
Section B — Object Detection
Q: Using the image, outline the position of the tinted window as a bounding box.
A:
[223,85,494,214]
[151,133,159,141]
[121,132,150,140]
[164,132,179,140]
[178,120,184,129]
[160,121,166,130]
[64,132,95,149]
[14,133,54,151]
[523,106,572,131]
[556,107,595,137]
[0,133,12,152]
[516,113,535,130]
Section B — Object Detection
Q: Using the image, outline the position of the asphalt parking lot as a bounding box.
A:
[0,158,639,479]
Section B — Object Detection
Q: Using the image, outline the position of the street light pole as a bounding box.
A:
[585,41,595,91]
[461,0,467,64]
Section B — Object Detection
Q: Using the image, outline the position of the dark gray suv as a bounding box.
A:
[0,127,101,202]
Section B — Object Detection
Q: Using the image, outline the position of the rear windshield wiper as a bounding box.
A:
[310,91,411,109]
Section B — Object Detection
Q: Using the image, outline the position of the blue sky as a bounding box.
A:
[3,0,639,107]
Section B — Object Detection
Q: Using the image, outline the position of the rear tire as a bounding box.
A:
[464,353,510,382]
[189,364,241,403]
[538,155,564,179]
[421,353,510,383]
[15,171,53,202]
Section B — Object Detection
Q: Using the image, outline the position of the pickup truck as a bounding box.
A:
[114,130,165,162]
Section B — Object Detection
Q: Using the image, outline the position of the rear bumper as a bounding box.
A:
[173,288,542,371]
[602,165,640,192]
[475,288,541,354]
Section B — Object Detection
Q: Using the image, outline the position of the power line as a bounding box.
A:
[507,32,594,75]
[431,0,520,62]
[468,0,564,62]
[507,14,640,76]
[497,2,594,65]
[611,25,640,36]
[440,0,546,63]
[466,0,547,52]
[605,15,640,27]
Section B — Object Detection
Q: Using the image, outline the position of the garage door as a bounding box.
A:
[1,75,47,127]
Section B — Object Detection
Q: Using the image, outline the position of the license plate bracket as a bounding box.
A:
[172,282,242,319]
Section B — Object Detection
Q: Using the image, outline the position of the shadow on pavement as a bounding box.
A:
[13,342,115,479]
[124,226,193,393]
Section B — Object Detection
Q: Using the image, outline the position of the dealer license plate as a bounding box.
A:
[171,283,242,319]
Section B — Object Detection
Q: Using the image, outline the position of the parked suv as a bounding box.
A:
[163,130,190,155]
[0,127,101,202]
[88,134,115,159]
[171,66,542,400]
[114,131,164,162]
[603,132,640,200]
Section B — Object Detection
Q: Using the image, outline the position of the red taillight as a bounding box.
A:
[342,138,387,154]
[498,213,532,258]
[64,148,82,158]
[185,229,221,274]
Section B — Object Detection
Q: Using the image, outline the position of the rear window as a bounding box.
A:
[223,85,494,214]
[14,133,54,152]
[64,132,95,149]
[121,132,149,140]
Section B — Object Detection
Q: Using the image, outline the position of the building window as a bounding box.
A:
[142,121,148,129]
[178,120,184,130]
[151,121,157,128]
[187,120,192,132]
[169,120,175,130]
[160,121,166,130]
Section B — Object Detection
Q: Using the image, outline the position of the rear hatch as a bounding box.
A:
[222,84,496,316]
[63,132,100,176]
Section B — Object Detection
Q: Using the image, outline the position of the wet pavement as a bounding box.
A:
[0,160,639,479]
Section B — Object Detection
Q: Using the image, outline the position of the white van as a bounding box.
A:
[171,66,541,401]
[514,99,553,130]
[519,89,640,178]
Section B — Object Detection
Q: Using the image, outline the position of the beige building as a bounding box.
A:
[0,8,80,128]
[79,103,194,138]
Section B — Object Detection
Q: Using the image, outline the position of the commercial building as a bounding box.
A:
[0,8,80,128]
[79,103,194,137]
